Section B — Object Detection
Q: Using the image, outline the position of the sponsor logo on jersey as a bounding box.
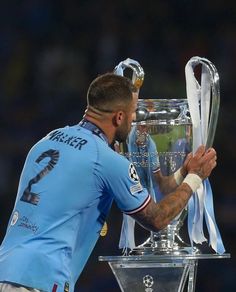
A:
[18,216,39,234]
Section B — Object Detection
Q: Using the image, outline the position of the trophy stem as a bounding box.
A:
[130,223,199,256]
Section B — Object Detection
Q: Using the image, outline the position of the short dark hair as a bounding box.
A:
[87,73,137,112]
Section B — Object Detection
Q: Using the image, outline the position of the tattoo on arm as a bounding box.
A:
[154,171,179,195]
[132,183,192,232]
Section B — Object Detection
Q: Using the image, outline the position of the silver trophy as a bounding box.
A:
[99,58,230,292]
[116,57,222,255]
[116,58,193,255]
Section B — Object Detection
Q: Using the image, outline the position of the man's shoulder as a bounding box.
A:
[98,146,131,172]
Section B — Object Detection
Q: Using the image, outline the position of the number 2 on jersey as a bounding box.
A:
[20,149,59,205]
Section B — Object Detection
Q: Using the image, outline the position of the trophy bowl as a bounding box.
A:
[120,98,197,255]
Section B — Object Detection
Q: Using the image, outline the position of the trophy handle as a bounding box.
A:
[114,58,145,90]
[187,57,220,148]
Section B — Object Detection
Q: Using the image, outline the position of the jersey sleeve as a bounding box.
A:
[96,148,151,215]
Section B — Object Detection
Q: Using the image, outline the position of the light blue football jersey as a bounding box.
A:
[0,120,150,292]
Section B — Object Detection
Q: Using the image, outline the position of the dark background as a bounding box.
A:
[0,1,235,291]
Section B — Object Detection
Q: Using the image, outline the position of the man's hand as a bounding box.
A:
[185,145,217,179]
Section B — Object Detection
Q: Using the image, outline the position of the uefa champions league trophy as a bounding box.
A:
[115,58,193,255]
[99,58,230,292]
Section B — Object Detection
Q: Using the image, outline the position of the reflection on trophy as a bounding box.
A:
[99,58,230,292]
[127,98,193,255]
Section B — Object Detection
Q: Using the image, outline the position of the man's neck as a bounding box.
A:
[83,113,115,145]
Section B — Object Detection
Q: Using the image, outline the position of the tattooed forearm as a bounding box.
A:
[132,183,192,232]
[154,171,179,195]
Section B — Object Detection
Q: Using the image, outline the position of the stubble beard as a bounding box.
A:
[115,121,131,143]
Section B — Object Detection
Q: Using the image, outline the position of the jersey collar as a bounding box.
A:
[78,119,109,144]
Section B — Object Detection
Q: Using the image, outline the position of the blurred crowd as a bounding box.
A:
[0,0,235,291]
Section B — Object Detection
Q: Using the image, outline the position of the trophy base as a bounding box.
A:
[99,253,230,292]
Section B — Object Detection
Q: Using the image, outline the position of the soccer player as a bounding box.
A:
[0,73,217,292]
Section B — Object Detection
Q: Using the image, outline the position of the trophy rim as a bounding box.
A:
[138,98,188,102]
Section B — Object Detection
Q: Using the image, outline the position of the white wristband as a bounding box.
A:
[183,173,202,192]
[174,168,184,185]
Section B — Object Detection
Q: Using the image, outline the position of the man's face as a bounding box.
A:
[115,92,138,142]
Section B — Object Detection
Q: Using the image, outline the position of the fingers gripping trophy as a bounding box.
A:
[115,57,224,255]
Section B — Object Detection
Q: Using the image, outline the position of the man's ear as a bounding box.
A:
[112,111,124,127]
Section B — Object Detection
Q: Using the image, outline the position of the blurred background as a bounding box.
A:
[0,0,235,291]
